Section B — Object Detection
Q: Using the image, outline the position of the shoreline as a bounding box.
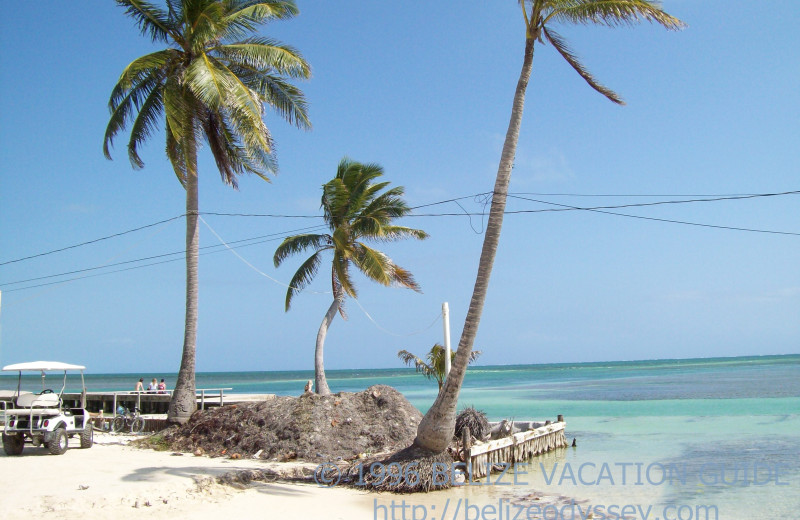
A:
[0,431,582,520]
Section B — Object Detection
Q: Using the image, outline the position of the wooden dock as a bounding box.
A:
[59,390,275,415]
[464,417,569,479]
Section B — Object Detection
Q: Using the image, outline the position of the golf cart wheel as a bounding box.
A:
[47,427,69,455]
[2,433,24,456]
[111,416,126,433]
[80,422,94,448]
[131,417,146,434]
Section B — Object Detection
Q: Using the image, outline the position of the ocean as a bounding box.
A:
[2,354,798,518]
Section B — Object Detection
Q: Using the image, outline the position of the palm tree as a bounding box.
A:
[398,344,482,391]
[103,0,310,424]
[413,0,684,453]
[274,158,428,395]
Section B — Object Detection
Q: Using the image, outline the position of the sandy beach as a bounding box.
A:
[0,432,379,520]
[0,431,584,520]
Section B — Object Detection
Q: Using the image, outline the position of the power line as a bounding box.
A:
[3,189,797,270]
[1,224,328,287]
[505,194,800,237]
[0,215,185,267]
[1,224,328,292]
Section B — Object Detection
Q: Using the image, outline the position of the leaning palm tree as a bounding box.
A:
[413,0,684,454]
[398,344,482,391]
[103,0,310,424]
[274,158,428,395]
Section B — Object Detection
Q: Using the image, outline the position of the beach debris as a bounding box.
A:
[193,447,205,456]
[171,452,184,456]
[230,453,241,460]
[163,385,420,462]
[304,380,312,393]
[489,419,514,440]
[455,406,490,441]
[253,449,264,459]
[572,437,577,447]
[279,450,297,461]
[78,485,89,490]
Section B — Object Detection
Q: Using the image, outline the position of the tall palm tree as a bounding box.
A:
[103,0,310,424]
[274,158,428,395]
[414,0,684,453]
[398,344,482,391]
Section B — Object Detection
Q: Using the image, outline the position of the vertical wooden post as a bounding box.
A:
[462,425,472,481]
[442,302,452,379]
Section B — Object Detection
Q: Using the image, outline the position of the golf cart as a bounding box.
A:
[2,361,93,455]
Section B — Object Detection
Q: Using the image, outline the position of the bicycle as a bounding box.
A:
[111,406,146,434]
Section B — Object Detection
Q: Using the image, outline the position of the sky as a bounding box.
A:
[0,1,798,374]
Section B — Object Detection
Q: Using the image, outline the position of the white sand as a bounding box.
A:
[1,431,577,520]
[0,432,377,520]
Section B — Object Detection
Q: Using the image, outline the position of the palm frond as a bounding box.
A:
[333,251,356,299]
[215,38,310,79]
[247,74,311,129]
[110,50,174,107]
[284,249,322,311]
[162,76,193,142]
[201,109,244,187]
[126,84,165,168]
[352,243,393,286]
[184,54,234,111]
[221,1,299,41]
[165,119,188,186]
[103,71,162,160]
[377,225,429,242]
[548,0,685,30]
[543,26,624,104]
[322,177,351,226]
[273,234,330,266]
[390,265,422,292]
[397,350,436,380]
[117,0,177,43]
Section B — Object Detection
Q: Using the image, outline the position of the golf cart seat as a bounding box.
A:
[17,392,60,408]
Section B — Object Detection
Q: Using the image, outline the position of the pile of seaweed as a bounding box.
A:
[161,385,422,462]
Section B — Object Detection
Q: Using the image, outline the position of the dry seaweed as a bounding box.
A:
[162,385,421,462]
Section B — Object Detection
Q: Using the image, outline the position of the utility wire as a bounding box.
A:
[200,216,330,295]
[0,215,185,267]
[1,223,328,293]
[1,224,327,287]
[3,190,797,269]
[505,194,800,237]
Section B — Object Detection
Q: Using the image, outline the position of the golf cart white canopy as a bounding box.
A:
[3,362,86,372]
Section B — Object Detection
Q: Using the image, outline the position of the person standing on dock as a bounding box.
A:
[135,378,144,392]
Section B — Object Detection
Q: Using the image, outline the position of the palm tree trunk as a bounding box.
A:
[314,298,339,395]
[414,36,536,453]
[168,170,199,423]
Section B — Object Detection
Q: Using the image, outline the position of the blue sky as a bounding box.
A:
[0,1,798,374]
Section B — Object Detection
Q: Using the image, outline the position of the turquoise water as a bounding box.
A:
[3,354,798,518]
